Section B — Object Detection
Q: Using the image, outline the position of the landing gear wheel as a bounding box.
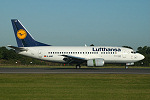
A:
[125,65,128,69]
[125,64,128,69]
[76,65,81,69]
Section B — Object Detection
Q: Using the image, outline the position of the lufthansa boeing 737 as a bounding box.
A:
[8,19,145,68]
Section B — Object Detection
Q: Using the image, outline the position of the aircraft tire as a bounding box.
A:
[76,65,81,69]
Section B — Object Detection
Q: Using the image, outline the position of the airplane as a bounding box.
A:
[8,19,145,69]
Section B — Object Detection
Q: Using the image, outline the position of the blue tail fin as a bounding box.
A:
[11,19,50,47]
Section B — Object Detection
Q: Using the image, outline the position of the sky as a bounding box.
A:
[0,0,150,50]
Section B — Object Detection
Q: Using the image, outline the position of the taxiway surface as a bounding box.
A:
[0,68,150,74]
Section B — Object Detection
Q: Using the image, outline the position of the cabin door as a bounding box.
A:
[38,50,43,58]
[122,50,126,58]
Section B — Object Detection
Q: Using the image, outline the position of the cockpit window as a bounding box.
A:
[131,51,136,54]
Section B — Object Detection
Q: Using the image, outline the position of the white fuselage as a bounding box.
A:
[17,46,144,64]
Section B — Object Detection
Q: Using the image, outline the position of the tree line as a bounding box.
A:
[0,46,60,66]
[0,46,150,66]
[136,46,150,66]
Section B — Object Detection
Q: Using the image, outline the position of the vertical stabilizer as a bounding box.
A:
[11,19,50,47]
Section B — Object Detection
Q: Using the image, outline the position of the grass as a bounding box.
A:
[0,74,150,100]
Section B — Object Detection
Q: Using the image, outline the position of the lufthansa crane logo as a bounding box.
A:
[17,29,27,39]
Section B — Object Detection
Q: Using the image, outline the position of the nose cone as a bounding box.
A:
[139,54,145,60]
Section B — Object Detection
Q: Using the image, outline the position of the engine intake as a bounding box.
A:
[87,58,104,67]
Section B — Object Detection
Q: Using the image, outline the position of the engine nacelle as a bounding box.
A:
[87,58,104,67]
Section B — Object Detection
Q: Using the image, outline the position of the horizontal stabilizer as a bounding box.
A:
[7,45,28,51]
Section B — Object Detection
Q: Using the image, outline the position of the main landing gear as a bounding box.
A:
[125,63,128,69]
[125,65,128,69]
[76,65,81,69]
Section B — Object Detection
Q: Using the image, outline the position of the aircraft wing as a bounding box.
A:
[61,55,87,64]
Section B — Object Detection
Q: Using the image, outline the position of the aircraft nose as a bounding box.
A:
[140,54,145,60]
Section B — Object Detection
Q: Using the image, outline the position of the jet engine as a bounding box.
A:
[87,58,104,67]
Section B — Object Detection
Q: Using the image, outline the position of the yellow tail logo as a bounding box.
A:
[17,29,27,39]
